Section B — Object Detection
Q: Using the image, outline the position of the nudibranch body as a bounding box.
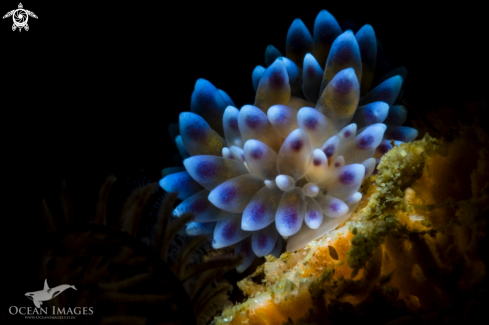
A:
[160,10,417,272]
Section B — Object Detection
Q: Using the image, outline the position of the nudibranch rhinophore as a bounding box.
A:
[160,9,418,272]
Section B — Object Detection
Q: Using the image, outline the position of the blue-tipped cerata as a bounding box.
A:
[160,9,417,272]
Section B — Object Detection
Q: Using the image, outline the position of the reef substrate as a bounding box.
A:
[213,102,489,324]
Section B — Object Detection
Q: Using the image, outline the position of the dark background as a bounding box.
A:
[2,0,487,317]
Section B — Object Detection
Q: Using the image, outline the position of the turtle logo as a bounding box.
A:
[3,3,37,32]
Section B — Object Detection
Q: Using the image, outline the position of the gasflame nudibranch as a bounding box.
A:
[160,9,417,272]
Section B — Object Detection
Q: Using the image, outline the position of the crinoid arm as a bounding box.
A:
[26,10,37,19]
[2,10,14,18]
[37,177,242,324]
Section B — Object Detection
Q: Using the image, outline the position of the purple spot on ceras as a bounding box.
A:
[313,158,322,166]
[306,64,318,77]
[339,170,355,184]
[335,162,340,167]
[221,222,237,241]
[357,134,374,149]
[218,186,238,205]
[307,210,319,220]
[250,203,266,223]
[257,234,269,249]
[335,42,354,65]
[329,202,341,213]
[275,111,289,124]
[303,117,318,129]
[377,143,392,154]
[268,70,286,89]
[185,124,206,141]
[372,84,394,102]
[282,206,299,229]
[189,198,208,214]
[343,130,351,138]
[195,91,217,113]
[250,147,263,160]
[332,76,353,95]
[196,160,218,179]
[228,117,239,130]
[245,114,264,129]
[324,144,335,158]
[290,139,303,152]
[363,108,377,123]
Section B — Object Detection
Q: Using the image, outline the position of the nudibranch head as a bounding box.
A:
[161,9,417,272]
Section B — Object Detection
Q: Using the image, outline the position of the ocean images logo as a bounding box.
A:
[9,279,94,319]
[3,3,38,32]
[25,279,77,308]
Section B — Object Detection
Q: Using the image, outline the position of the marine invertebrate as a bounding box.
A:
[212,103,489,324]
[2,177,240,324]
[160,9,417,272]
